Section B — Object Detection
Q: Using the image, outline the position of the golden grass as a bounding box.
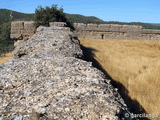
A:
[0,52,12,64]
[80,38,160,120]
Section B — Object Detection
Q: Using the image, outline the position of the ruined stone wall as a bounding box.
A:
[10,21,36,46]
[10,21,68,46]
[1,24,133,119]
[11,21,36,40]
[11,21,160,40]
[74,23,160,40]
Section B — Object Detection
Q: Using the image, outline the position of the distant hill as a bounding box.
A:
[0,9,105,24]
[1,8,160,29]
[65,13,105,24]
[0,9,34,23]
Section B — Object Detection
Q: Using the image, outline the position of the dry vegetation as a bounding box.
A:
[0,52,12,64]
[80,38,160,119]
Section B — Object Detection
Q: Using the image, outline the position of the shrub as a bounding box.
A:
[34,4,74,30]
[0,22,14,56]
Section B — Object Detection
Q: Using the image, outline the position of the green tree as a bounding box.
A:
[1,22,11,41]
[34,4,74,30]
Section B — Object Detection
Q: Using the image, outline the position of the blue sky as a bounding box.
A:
[0,0,160,23]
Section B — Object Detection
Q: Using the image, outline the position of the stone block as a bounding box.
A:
[98,24,111,28]
[10,34,22,40]
[11,28,21,34]
[73,23,78,27]
[110,24,122,28]
[76,23,87,27]
[24,21,35,30]
[11,21,24,29]
[87,24,98,27]
[21,29,35,35]
[131,25,142,29]
[49,22,67,27]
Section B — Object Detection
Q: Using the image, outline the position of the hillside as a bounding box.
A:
[0,9,105,24]
[0,9,34,23]
[65,13,105,24]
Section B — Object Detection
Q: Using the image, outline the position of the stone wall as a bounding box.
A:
[74,23,160,40]
[1,24,133,119]
[10,21,36,46]
[11,21,35,40]
[10,21,68,46]
[10,21,160,42]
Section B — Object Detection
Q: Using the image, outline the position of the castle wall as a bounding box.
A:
[11,21,35,40]
[10,21,160,41]
[74,23,160,40]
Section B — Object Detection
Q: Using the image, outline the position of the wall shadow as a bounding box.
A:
[80,44,149,120]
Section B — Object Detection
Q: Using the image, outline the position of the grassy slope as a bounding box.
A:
[80,38,160,119]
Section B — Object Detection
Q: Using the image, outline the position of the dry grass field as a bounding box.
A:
[80,38,160,119]
[0,52,12,64]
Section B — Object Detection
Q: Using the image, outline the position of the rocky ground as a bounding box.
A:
[0,25,132,119]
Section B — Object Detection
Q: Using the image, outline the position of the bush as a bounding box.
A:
[34,4,74,30]
[0,22,14,56]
